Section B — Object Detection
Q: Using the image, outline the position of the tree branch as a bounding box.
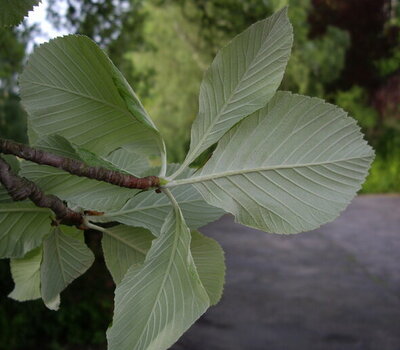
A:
[0,138,160,190]
[0,156,85,228]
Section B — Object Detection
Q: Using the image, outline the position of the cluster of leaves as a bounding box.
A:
[0,5,374,350]
[132,0,350,163]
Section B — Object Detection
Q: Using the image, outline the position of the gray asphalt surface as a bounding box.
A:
[172,195,400,350]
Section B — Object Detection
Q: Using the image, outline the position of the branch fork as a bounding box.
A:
[0,138,163,230]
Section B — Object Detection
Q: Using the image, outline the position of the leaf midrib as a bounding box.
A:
[133,214,182,348]
[24,80,135,120]
[166,156,372,187]
[178,19,277,173]
[104,229,148,255]
[101,199,202,219]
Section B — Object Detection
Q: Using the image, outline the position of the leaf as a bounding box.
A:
[20,35,166,166]
[0,0,40,27]
[71,142,150,176]
[71,145,123,172]
[106,147,151,177]
[0,188,10,203]
[0,203,52,258]
[107,202,209,350]
[40,225,94,309]
[91,167,225,235]
[0,155,20,203]
[101,225,226,304]
[92,184,224,235]
[166,92,374,234]
[111,63,158,132]
[9,246,42,301]
[20,162,136,211]
[1,154,20,171]
[101,225,154,285]
[44,294,61,311]
[191,231,225,306]
[20,135,140,211]
[173,8,293,176]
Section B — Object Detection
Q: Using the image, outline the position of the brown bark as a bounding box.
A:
[0,156,85,228]
[0,138,160,190]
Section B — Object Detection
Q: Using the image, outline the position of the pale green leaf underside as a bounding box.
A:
[106,147,151,177]
[44,294,61,311]
[20,162,137,211]
[0,0,40,27]
[0,155,20,203]
[92,183,224,235]
[101,225,226,305]
[40,226,94,309]
[168,92,374,234]
[0,203,52,258]
[0,186,11,203]
[91,167,225,234]
[9,246,42,301]
[190,230,225,305]
[102,225,154,285]
[20,35,164,160]
[20,135,141,211]
[71,145,123,172]
[107,207,209,350]
[177,7,293,173]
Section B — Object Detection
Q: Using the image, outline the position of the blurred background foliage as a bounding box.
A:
[0,0,399,348]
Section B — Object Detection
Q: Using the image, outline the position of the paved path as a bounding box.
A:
[172,195,400,350]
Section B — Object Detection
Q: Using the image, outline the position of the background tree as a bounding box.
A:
[0,25,32,143]
[308,0,400,192]
[46,0,153,95]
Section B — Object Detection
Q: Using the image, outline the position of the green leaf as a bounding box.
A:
[71,142,150,176]
[166,92,374,234]
[90,167,225,234]
[71,145,123,172]
[173,7,293,176]
[101,225,154,285]
[0,203,52,258]
[1,154,20,171]
[44,294,61,311]
[107,200,209,350]
[102,147,151,177]
[101,226,226,304]
[20,35,166,169]
[9,246,42,301]
[111,63,158,132]
[20,162,136,211]
[40,225,94,310]
[191,230,225,306]
[20,135,140,211]
[0,189,10,203]
[0,155,20,203]
[0,0,40,27]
